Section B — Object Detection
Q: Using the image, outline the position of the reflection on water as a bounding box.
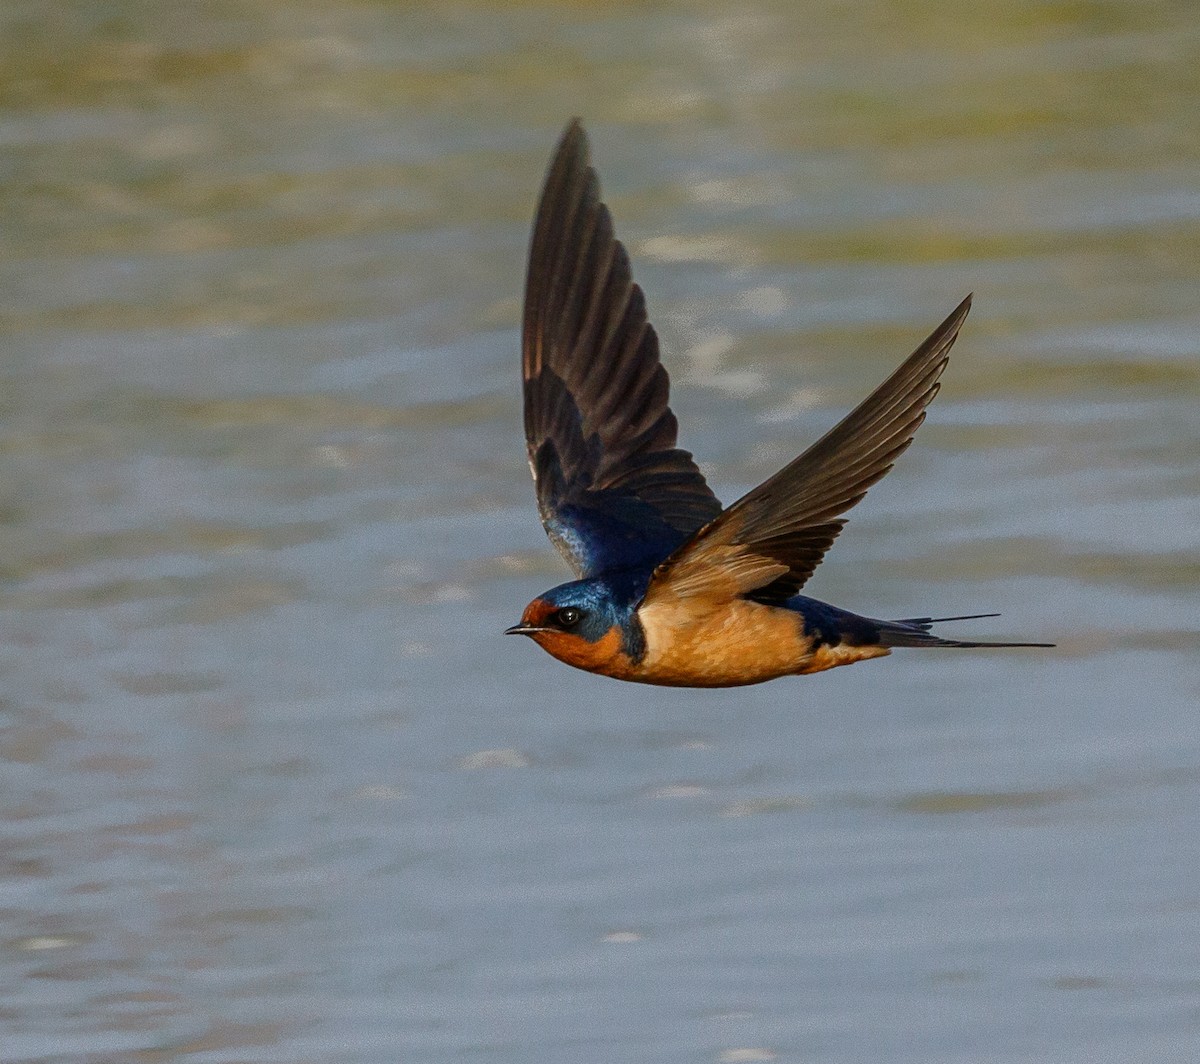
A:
[3,1,1198,1061]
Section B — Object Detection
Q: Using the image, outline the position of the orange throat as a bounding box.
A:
[530,624,639,680]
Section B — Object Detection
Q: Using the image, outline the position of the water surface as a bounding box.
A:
[3,2,1198,1061]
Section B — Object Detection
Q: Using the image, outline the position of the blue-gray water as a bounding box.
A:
[3,2,1198,1061]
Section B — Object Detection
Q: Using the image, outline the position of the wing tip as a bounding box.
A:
[538,120,591,200]
[930,293,973,352]
[558,117,589,161]
[939,292,973,344]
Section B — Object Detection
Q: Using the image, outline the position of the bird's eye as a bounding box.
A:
[555,607,583,628]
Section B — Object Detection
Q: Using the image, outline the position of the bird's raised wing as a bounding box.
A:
[523,120,723,578]
[641,296,972,610]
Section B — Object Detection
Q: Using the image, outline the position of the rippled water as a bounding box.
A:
[3,2,1198,1061]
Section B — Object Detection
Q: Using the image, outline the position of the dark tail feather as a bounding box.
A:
[893,612,1000,628]
[876,613,1054,650]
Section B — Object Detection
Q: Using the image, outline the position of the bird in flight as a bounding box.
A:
[506,120,1052,686]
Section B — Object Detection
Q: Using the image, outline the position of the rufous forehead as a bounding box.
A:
[521,597,557,626]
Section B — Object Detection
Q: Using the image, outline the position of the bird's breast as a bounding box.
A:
[633,598,843,687]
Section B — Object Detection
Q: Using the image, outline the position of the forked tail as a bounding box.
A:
[876,612,1054,649]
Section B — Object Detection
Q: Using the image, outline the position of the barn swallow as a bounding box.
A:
[506,120,1052,686]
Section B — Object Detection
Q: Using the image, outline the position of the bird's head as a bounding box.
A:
[505,577,641,677]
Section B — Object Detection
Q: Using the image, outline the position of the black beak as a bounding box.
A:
[504,624,546,636]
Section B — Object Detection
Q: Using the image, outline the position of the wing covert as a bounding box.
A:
[523,120,723,577]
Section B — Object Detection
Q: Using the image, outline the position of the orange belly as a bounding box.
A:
[632,598,889,687]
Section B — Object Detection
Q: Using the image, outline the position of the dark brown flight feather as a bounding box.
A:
[522,119,722,577]
[643,296,972,608]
